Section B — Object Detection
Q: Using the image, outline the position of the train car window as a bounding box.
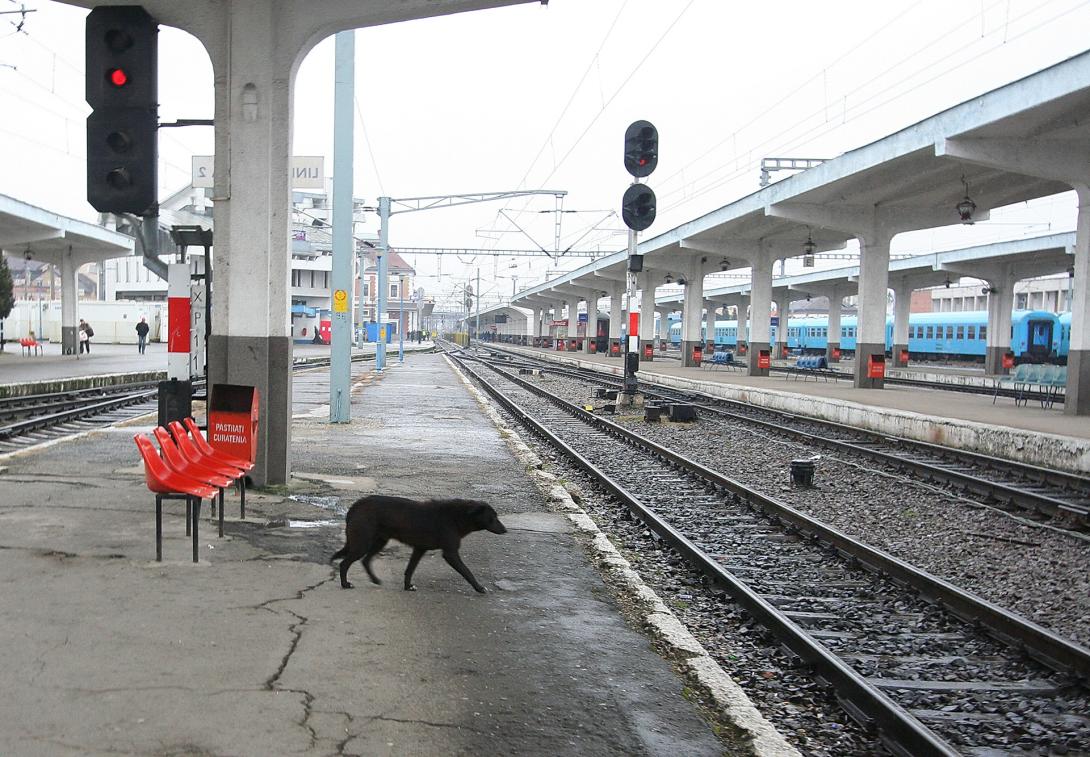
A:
[956,326,964,340]
[926,326,933,339]
[980,325,986,340]
[946,326,954,339]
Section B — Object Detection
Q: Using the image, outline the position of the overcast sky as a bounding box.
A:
[2,0,1089,308]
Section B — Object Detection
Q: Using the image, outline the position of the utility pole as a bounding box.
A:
[475,267,481,349]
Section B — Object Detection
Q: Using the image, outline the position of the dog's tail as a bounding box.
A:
[329,545,347,563]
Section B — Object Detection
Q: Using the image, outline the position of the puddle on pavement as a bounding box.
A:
[288,519,340,529]
[288,494,346,515]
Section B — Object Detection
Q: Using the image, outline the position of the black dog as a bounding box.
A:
[330,495,507,593]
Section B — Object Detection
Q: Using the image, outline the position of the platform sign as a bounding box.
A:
[192,156,325,188]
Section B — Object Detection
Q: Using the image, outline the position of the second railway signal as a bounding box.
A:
[621,183,656,232]
[85,5,159,214]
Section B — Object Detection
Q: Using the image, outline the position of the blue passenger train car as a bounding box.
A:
[1055,312,1072,362]
[668,310,1063,363]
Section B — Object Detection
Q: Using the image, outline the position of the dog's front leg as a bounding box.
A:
[404,547,426,591]
[441,549,486,593]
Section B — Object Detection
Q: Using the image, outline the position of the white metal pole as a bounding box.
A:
[376,196,390,372]
[398,278,404,364]
[329,30,354,422]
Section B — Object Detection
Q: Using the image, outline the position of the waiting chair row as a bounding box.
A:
[993,364,1067,408]
[134,417,254,562]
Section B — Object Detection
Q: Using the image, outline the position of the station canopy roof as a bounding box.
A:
[0,194,134,267]
[512,50,1090,304]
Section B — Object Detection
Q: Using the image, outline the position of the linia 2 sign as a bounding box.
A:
[191,156,325,189]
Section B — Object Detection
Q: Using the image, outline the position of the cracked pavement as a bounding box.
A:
[0,353,723,756]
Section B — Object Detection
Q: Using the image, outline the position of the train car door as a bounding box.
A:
[1027,318,1054,360]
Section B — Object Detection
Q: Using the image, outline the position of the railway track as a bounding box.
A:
[0,353,356,455]
[482,347,1090,530]
[446,345,1090,756]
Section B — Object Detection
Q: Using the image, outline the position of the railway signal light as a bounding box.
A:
[624,120,658,178]
[85,5,159,214]
[621,183,656,232]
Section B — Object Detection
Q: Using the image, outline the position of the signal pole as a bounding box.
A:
[621,120,658,396]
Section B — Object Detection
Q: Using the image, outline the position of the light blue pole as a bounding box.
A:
[376,196,389,372]
[398,279,405,363]
[329,30,355,422]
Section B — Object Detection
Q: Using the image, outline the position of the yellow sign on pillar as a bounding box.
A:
[333,289,348,313]
[379,326,387,341]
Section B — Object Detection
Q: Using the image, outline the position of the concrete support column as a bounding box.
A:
[891,283,912,367]
[747,256,773,376]
[680,257,705,367]
[582,290,598,352]
[737,298,750,354]
[565,298,580,350]
[639,272,656,359]
[984,271,1015,375]
[208,2,293,484]
[655,307,672,350]
[60,247,78,355]
[1066,185,1090,415]
[854,232,893,389]
[530,308,541,339]
[609,285,624,356]
[703,299,717,349]
[826,288,844,363]
[773,296,790,359]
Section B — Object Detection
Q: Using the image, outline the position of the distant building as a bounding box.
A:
[100,185,432,341]
[923,273,1073,313]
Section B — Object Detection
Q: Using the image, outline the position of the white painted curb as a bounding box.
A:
[444,354,801,757]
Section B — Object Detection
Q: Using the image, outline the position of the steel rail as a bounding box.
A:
[449,352,961,757]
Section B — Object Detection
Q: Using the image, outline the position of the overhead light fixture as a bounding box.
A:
[676,276,688,286]
[981,285,997,295]
[802,229,816,267]
[944,277,952,289]
[664,273,673,284]
[719,257,730,271]
[957,176,977,224]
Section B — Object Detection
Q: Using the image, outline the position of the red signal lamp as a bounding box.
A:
[109,68,129,87]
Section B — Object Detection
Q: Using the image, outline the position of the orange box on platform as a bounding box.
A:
[691,345,703,367]
[642,344,653,359]
[208,384,260,463]
[757,349,770,369]
[868,354,886,379]
[1002,352,1015,369]
[899,349,909,364]
[831,347,841,361]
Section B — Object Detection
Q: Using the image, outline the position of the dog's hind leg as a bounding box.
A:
[338,550,362,589]
[442,549,487,594]
[361,537,388,585]
[403,547,427,591]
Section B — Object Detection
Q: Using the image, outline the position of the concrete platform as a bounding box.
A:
[506,346,1090,475]
[0,351,740,756]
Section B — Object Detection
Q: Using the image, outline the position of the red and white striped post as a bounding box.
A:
[167,262,192,380]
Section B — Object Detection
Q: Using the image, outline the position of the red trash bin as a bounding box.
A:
[208,384,260,464]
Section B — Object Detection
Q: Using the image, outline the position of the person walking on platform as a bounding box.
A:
[135,316,149,354]
[79,319,93,354]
